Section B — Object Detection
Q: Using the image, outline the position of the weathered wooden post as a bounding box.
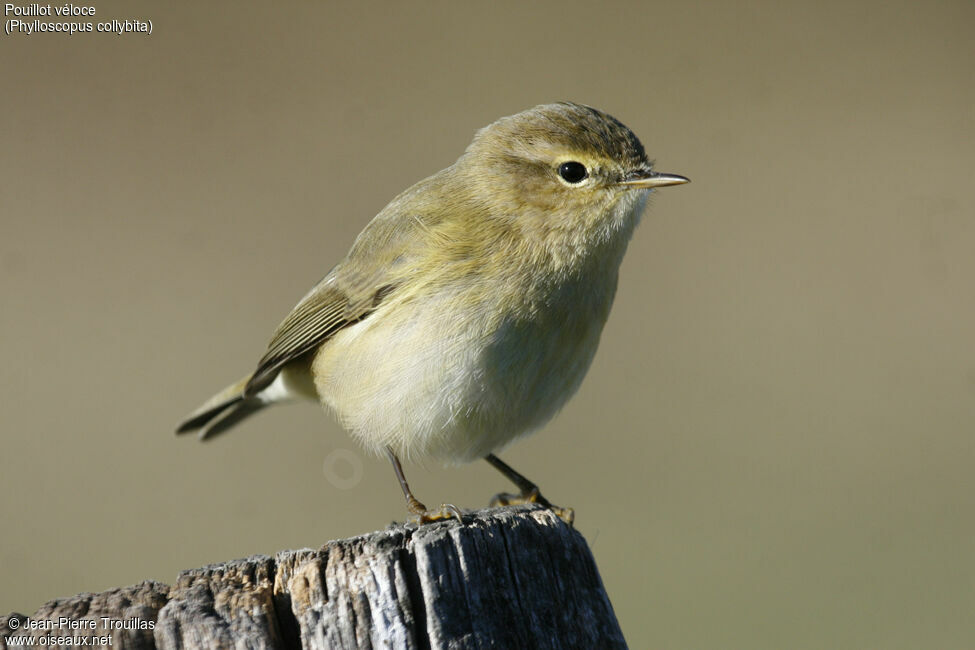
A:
[1,506,626,649]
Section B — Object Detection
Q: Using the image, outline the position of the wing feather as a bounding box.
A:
[244,283,387,396]
[243,171,455,396]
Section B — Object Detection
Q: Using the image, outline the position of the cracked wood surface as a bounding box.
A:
[1,506,626,649]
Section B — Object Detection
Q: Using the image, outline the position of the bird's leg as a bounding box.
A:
[484,454,574,525]
[485,454,550,506]
[386,447,463,524]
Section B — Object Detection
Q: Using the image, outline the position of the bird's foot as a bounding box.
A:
[406,496,464,525]
[490,488,575,526]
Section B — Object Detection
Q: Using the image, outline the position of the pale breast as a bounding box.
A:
[312,196,642,463]
[310,257,619,463]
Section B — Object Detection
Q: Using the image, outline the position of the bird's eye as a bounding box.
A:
[558,161,589,184]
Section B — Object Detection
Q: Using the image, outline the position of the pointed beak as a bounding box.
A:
[620,171,690,189]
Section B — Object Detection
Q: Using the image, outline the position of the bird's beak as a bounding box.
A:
[620,171,690,189]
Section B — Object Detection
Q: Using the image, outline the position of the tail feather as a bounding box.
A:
[176,395,244,433]
[176,375,263,439]
[196,398,266,440]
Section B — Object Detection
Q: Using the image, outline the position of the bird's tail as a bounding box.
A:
[176,374,266,441]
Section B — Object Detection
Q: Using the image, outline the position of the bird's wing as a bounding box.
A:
[243,170,464,396]
[243,275,391,395]
[243,207,442,396]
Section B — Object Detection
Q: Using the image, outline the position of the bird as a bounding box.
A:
[176,102,689,522]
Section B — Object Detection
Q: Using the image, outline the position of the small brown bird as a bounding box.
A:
[177,102,688,521]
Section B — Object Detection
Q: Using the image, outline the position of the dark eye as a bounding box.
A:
[558,161,588,184]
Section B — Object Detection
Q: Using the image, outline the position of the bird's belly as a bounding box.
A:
[311,283,612,464]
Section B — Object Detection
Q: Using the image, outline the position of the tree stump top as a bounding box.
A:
[2,506,626,649]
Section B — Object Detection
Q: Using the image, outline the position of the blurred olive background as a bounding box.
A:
[2,0,973,647]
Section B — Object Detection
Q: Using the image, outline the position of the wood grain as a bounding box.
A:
[2,506,626,649]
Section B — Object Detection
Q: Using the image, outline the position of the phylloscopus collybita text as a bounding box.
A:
[177,102,689,523]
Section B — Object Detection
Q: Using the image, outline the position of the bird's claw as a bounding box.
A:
[490,489,575,526]
[407,501,465,525]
